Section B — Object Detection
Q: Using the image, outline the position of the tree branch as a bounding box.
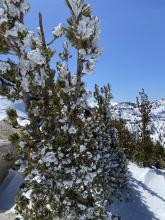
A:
[74,51,85,103]
[39,12,46,46]
[47,38,56,46]
[0,76,15,87]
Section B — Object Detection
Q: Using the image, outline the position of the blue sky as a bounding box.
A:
[27,0,165,102]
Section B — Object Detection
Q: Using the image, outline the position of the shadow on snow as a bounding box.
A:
[108,173,159,220]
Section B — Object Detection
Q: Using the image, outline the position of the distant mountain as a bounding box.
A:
[111,99,165,146]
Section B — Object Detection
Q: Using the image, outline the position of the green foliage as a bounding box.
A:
[0,34,10,54]
[0,61,21,100]
[6,108,18,127]
[136,89,152,142]
[0,0,126,218]
[112,119,137,161]
[93,84,128,204]
[113,89,165,169]
[152,141,165,168]
[134,139,165,169]
[113,119,165,169]
[65,0,98,51]
[8,133,20,145]
[2,152,15,170]
[136,89,155,167]
[66,0,90,14]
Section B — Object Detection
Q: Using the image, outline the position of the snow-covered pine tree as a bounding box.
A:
[136,89,153,167]
[0,0,114,219]
[93,84,128,204]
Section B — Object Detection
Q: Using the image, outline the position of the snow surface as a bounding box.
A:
[110,163,165,220]
[0,170,23,212]
[52,23,64,38]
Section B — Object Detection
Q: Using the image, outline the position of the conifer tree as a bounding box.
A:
[136,89,153,167]
[108,89,165,170]
[152,141,165,169]
[112,118,137,161]
[0,0,115,219]
[93,84,128,204]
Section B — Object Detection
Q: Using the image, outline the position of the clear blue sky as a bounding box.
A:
[27,0,165,102]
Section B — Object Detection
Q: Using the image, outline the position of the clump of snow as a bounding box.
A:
[0,7,8,25]
[0,61,11,73]
[80,144,86,152]
[77,16,99,40]
[42,152,58,166]
[5,22,26,37]
[68,0,84,18]
[23,31,35,48]
[83,59,95,74]
[79,49,86,58]
[20,0,30,14]
[52,23,64,38]
[27,48,46,65]
[68,126,77,134]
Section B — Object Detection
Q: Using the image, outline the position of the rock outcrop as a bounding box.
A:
[0,119,15,183]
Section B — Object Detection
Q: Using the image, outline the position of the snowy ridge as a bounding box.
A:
[111,99,165,146]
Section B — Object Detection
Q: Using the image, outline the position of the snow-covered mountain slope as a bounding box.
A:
[0,96,24,219]
[110,163,165,220]
[0,96,26,121]
[0,96,28,126]
[111,99,165,146]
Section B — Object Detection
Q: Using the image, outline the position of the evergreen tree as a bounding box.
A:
[0,0,115,219]
[112,118,137,161]
[152,141,165,169]
[101,88,165,170]
[136,89,153,167]
[93,84,128,204]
